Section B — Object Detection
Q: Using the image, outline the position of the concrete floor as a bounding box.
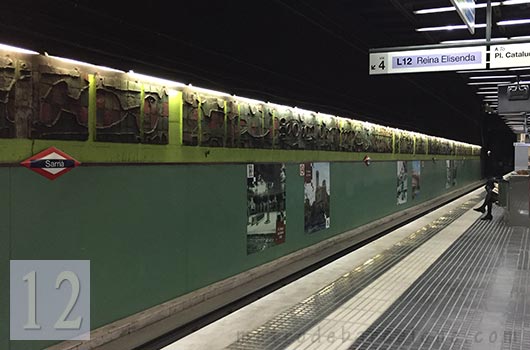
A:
[163,189,488,350]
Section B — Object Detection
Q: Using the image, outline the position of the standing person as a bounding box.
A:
[473,177,499,220]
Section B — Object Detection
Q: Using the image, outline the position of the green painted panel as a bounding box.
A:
[182,165,247,289]
[0,138,479,165]
[0,169,9,350]
[3,159,481,349]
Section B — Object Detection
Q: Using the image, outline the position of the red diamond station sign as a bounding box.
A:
[21,147,81,180]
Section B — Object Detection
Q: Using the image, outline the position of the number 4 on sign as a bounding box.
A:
[369,53,388,74]
[373,58,386,72]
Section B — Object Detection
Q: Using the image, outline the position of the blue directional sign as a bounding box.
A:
[369,46,487,75]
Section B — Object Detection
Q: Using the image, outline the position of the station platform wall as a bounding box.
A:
[0,158,480,350]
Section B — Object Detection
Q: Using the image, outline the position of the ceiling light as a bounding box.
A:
[128,71,186,87]
[414,6,457,14]
[457,69,509,74]
[415,0,530,15]
[0,43,39,55]
[441,38,508,44]
[414,2,501,14]
[502,0,530,5]
[468,81,512,85]
[478,87,499,90]
[469,75,517,79]
[477,91,499,94]
[50,56,124,73]
[497,19,530,26]
[475,2,502,8]
[416,24,487,32]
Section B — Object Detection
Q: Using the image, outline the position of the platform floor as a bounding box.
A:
[162,188,530,350]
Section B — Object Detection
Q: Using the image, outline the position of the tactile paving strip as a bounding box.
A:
[501,226,530,350]
[226,199,480,350]
[349,206,512,350]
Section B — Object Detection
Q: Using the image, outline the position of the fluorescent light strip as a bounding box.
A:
[498,19,530,26]
[458,67,530,75]
[128,71,186,87]
[469,75,517,79]
[414,2,501,14]
[415,1,530,15]
[477,91,498,94]
[441,38,508,44]
[468,81,511,85]
[416,24,487,32]
[503,0,530,5]
[50,56,124,73]
[0,43,39,55]
[478,87,499,90]
[508,35,530,40]
[457,69,508,74]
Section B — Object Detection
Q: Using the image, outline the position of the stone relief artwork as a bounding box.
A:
[351,121,372,153]
[182,89,200,146]
[33,58,89,140]
[340,119,354,152]
[456,143,473,156]
[277,107,299,150]
[302,112,319,151]
[0,49,480,156]
[263,105,274,149]
[415,135,428,155]
[200,93,225,147]
[371,126,394,153]
[398,131,415,154]
[321,115,341,152]
[143,85,169,145]
[225,97,239,148]
[0,53,32,138]
[239,101,267,149]
[94,74,141,143]
[429,138,453,156]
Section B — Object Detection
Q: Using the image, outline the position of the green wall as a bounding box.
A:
[3,159,480,350]
[1,169,9,350]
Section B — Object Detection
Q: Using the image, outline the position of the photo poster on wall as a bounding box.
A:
[411,160,421,200]
[246,163,287,255]
[303,162,331,234]
[397,161,408,205]
[445,160,457,189]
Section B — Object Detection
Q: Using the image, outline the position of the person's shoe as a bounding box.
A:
[480,214,493,221]
[474,207,485,213]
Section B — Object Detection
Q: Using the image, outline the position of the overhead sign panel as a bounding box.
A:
[498,83,530,115]
[450,0,476,34]
[490,43,530,69]
[369,46,487,75]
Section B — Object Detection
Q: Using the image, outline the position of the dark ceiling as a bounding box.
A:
[0,0,526,152]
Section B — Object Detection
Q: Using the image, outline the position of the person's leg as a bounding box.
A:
[474,191,492,213]
[480,196,494,220]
